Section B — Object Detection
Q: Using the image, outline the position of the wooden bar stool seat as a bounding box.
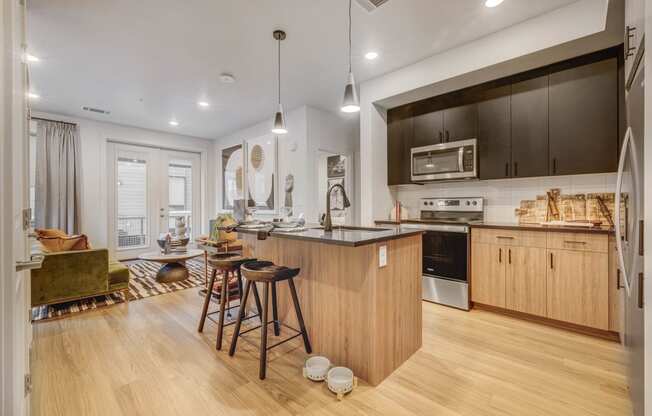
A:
[197,252,263,351]
[229,261,312,380]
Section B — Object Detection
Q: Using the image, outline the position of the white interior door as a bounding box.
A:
[108,143,201,260]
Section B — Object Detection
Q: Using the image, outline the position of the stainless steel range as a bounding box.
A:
[401,197,484,310]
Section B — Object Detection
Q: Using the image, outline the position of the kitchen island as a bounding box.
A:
[238,226,423,385]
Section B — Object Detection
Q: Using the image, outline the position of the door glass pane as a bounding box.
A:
[168,159,193,238]
[117,157,148,248]
[413,149,460,175]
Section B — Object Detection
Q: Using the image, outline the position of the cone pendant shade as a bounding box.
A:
[272,103,288,135]
[341,72,360,113]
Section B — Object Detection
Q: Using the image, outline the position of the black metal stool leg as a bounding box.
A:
[198,268,217,332]
[288,278,312,354]
[259,282,270,380]
[216,269,230,351]
[229,280,251,356]
[271,281,280,336]
[251,281,264,318]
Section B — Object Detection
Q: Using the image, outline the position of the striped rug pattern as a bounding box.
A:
[31,257,218,322]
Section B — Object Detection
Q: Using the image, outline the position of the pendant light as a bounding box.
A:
[271,30,288,134]
[341,0,360,113]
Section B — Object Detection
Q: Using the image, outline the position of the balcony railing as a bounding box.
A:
[117,212,192,248]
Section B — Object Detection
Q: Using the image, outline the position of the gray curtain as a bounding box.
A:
[35,120,82,234]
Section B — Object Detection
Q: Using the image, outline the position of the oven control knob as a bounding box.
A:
[465,201,470,206]
[472,201,478,206]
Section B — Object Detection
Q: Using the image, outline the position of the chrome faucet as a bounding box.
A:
[323,183,351,232]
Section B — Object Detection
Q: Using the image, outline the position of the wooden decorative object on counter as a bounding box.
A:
[515,189,624,228]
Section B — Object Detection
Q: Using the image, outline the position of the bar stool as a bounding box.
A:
[197,252,263,351]
[229,261,312,380]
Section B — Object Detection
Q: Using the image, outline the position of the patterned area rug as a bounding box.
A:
[31,257,214,322]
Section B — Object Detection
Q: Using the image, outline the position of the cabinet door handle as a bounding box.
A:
[626,26,637,60]
[514,162,518,177]
[445,130,450,142]
[617,269,623,290]
[508,249,511,265]
[496,236,514,240]
[550,252,554,269]
[439,131,443,143]
[505,163,509,177]
[499,248,502,263]
[639,219,644,256]
[564,240,586,245]
[552,158,557,175]
[638,272,644,309]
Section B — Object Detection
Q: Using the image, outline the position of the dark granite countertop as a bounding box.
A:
[375,219,614,234]
[236,225,424,247]
[469,222,614,234]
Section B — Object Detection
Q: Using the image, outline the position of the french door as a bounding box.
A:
[107,143,201,260]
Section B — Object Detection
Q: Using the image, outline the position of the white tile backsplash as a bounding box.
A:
[394,173,616,223]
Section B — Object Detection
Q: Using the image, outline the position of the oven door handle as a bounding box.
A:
[458,146,464,173]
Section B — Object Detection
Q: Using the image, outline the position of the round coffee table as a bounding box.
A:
[138,249,204,283]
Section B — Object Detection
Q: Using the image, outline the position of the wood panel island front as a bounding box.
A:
[237,226,424,386]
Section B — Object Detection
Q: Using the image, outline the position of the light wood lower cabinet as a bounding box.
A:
[471,242,506,308]
[471,228,616,333]
[506,246,547,317]
[546,249,609,330]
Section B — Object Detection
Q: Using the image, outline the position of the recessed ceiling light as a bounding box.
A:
[197,101,210,108]
[364,51,379,60]
[484,0,504,7]
[219,73,236,83]
[169,120,179,126]
[27,92,40,99]
[25,54,40,63]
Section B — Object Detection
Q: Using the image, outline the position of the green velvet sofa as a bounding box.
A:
[30,248,130,307]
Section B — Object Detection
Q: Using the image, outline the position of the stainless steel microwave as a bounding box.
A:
[411,139,477,182]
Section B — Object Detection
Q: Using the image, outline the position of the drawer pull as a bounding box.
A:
[550,252,554,269]
[639,273,644,309]
[563,240,586,245]
[496,236,515,240]
[508,249,511,264]
[499,248,502,263]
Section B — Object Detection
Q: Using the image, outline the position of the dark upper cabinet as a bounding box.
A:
[412,110,443,147]
[443,104,477,142]
[511,75,549,178]
[387,106,413,186]
[549,58,618,175]
[478,85,511,180]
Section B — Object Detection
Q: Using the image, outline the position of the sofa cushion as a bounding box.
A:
[108,261,130,288]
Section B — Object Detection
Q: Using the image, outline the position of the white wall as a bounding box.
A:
[358,0,622,225]
[32,111,215,249]
[214,105,357,224]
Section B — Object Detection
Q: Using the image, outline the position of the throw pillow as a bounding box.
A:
[39,234,90,253]
[35,228,68,239]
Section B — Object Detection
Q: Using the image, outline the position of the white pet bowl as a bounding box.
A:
[327,367,357,400]
[303,356,330,381]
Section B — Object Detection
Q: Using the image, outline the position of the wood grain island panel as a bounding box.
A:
[240,232,423,385]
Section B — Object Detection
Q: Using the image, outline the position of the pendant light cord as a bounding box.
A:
[277,37,281,105]
[348,0,352,74]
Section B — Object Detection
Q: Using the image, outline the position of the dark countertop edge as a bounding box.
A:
[470,222,615,235]
[375,219,615,234]
[236,227,424,247]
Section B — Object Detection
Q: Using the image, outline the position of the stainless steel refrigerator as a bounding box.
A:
[616,38,645,416]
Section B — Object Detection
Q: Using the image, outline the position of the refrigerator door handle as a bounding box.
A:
[615,127,633,295]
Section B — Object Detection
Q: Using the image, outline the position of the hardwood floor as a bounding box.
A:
[32,288,631,416]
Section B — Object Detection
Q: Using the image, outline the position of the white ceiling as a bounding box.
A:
[27,0,578,139]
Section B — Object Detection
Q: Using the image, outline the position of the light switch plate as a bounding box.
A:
[379,245,387,267]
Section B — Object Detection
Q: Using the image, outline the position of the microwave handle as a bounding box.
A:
[458,147,464,171]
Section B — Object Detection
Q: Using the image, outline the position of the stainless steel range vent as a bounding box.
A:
[355,0,390,12]
[82,106,111,115]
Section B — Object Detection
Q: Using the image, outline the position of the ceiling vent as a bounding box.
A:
[82,106,111,115]
[355,0,390,12]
